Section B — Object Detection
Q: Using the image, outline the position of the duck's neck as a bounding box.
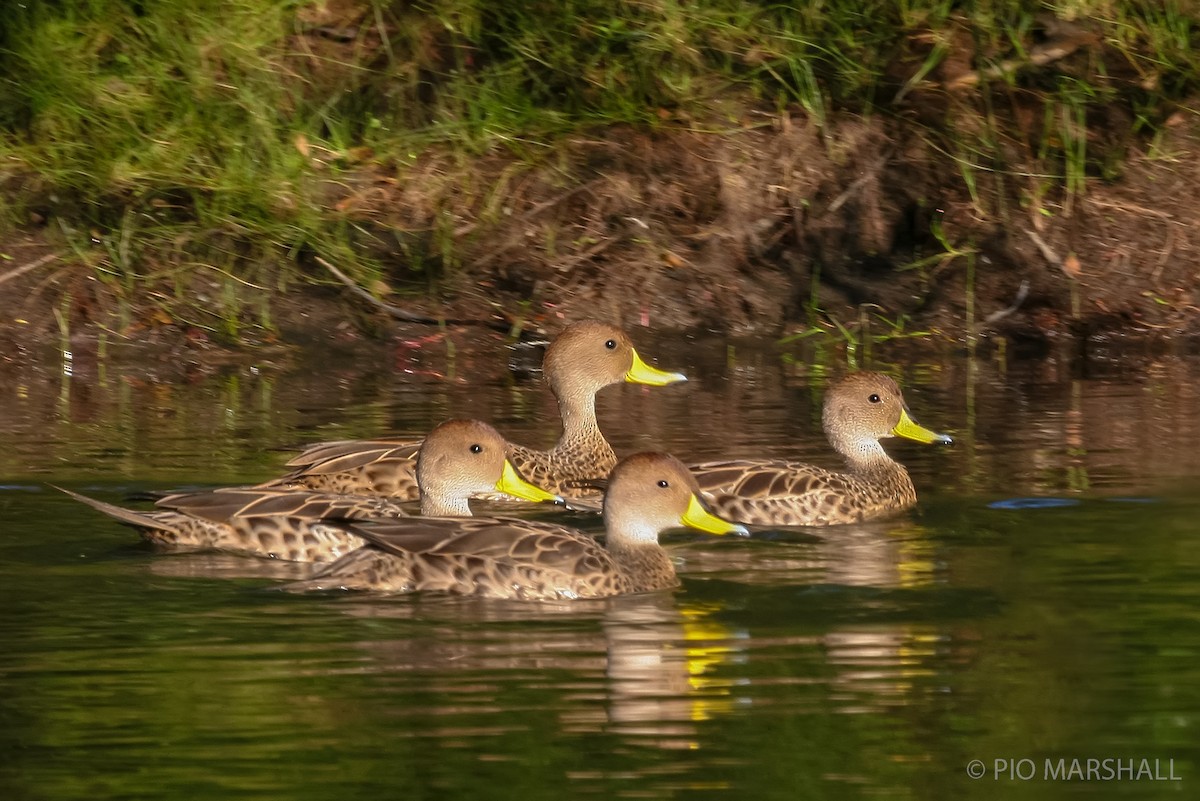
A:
[420,491,472,518]
[606,535,677,593]
[835,437,906,478]
[553,384,603,450]
[832,436,918,509]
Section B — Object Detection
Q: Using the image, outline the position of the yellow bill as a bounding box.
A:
[495,460,563,504]
[680,494,748,536]
[625,349,687,386]
[892,408,953,445]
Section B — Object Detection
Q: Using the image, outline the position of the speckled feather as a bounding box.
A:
[58,486,385,561]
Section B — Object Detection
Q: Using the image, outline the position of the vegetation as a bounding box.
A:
[0,1,1196,339]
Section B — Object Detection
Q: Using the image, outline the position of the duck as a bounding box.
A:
[58,419,562,562]
[688,371,952,526]
[283,452,748,599]
[257,320,686,500]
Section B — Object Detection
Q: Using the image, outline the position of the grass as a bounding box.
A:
[0,0,1197,340]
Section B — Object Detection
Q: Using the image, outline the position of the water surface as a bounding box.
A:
[1,330,1197,799]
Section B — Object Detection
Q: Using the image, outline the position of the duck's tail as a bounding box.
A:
[51,484,173,534]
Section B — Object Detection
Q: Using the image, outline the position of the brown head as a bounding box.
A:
[541,320,686,403]
[416,419,561,515]
[821,372,952,462]
[602,452,748,544]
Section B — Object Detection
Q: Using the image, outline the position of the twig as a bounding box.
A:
[553,236,622,273]
[1085,196,1182,224]
[0,252,59,287]
[820,152,893,218]
[983,280,1031,325]
[1152,228,1174,284]
[467,189,622,273]
[945,29,1099,91]
[461,180,606,270]
[1026,228,1083,320]
[314,255,512,332]
[316,256,430,323]
[824,173,874,215]
[453,179,602,238]
[1025,228,1062,267]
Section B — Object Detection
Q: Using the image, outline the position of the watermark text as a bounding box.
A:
[966,758,1181,782]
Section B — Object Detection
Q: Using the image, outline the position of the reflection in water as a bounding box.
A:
[279,591,751,753]
[947,353,1200,496]
[679,519,940,589]
[145,552,319,582]
[596,597,742,747]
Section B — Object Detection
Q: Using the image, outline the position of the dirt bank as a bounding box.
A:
[329,104,1199,349]
[2,106,1198,362]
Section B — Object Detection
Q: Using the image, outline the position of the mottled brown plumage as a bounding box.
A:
[691,372,952,526]
[59,419,560,561]
[263,439,422,497]
[285,452,747,600]
[258,320,686,499]
[60,486,394,561]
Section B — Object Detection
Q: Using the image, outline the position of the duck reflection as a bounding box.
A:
[565,594,743,748]
[678,519,940,589]
[676,520,955,720]
[144,552,318,582]
[219,589,750,751]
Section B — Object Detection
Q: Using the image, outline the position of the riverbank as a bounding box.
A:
[2,2,1197,355]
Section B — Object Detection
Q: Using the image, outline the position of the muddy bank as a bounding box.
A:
[326,106,1200,347]
[2,108,1198,361]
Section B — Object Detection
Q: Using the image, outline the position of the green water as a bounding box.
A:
[1,332,1198,800]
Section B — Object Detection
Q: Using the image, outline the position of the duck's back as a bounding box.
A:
[291,517,630,600]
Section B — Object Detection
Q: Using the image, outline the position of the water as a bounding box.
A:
[2,330,1198,800]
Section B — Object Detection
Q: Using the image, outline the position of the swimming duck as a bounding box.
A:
[59,419,561,562]
[258,320,686,500]
[284,452,748,599]
[689,372,952,526]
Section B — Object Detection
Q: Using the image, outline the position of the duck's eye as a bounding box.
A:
[657,479,669,488]
[605,339,617,350]
[868,394,881,404]
[469,444,483,454]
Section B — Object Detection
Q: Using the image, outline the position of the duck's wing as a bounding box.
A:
[690,459,845,496]
[280,438,422,472]
[689,459,869,527]
[157,488,411,523]
[351,517,595,559]
[257,438,423,498]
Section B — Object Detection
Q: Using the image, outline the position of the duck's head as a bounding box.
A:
[416,419,562,513]
[822,372,952,459]
[542,320,687,401]
[603,452,748,543]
